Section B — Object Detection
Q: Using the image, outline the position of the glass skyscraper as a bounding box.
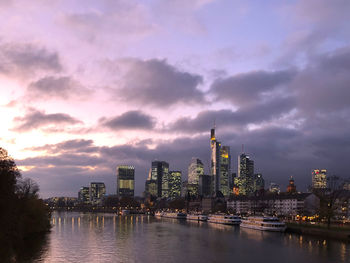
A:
[235,153,254,195]
[169,171,182,199]
[116,165,135,198]
[150,161,169,198]
[220,146,231,196]
[210,127,221,196]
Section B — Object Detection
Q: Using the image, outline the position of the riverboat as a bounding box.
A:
[240,216,286,232]
[187,214,208,221]
[207,214,241,225]
[155,211,163,217]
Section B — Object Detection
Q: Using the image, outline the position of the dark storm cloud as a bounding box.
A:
[27,76,90,100]
[100,110,156,130]
[168,97,295,133]
[210,70,295,106]
[0,42,62,76]
[116,58,205,107]
[293,46,350,113]
[12,108,82,132]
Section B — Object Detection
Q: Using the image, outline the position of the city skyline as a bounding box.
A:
[0,0,349,197]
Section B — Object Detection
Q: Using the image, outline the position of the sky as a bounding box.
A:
[0,0,349,197]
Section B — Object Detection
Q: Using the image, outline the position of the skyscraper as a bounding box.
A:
[116,165,135,198]
[220,146,231,196]
[89,182,106,204]
[210,127,221,196]
[168,171,182,200]
[312,169,327,189]
[235,153,254,195]
[151,161,169,198]
[199,174,212,197]
[187,158,204,196]
[253,173,265,193]
[269,182,280,194]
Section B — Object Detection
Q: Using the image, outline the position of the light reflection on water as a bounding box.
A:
[33,212,350,263]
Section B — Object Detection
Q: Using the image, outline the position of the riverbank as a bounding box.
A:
[286,222,350,242]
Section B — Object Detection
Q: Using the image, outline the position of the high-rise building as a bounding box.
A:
[220,146,231,196]
[253,173,265,193]
[78,186,90,204]
[169,171,182,199]
[188,158,204,185]
[116,165,135,198]
[286,176,297,193]
[199,174,212,197]
[151,161,169,198]
[269,182,280,194]
[90,182,106,204]
[312,169,327,189]
[236,153,254,195]
[210,127,221,196]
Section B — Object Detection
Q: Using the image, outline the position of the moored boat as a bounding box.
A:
[207,214,241,225]
[240,216,286,232]
[155,211,163,217]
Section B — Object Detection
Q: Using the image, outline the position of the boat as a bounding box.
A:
[155,211,163,217]
[207,214,241,225]
[187,214,208,221]
[120,209,130,216]
[162,212,187,219]
[240,216,286,232]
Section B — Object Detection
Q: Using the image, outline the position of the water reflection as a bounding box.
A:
[29,212,350,263]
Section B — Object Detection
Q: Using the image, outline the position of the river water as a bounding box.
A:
[30,212,350,263]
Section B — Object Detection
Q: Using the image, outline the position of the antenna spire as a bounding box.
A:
[242,144,244,153]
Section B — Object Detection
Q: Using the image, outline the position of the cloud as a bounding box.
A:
[26,139,97,154]
[0,42,62,77]
[210,70,295,107]
[168,97,295,133]
[12,108,82,132]
[61,0,156,43]
[27,75,91,100]
[113,58,205,107]
[292,46,350,114]
[100,110,156,130]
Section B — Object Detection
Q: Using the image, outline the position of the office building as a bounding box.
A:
[269,182,280,194]
[78,186,90,204]
[220,146,231,196]
[312,169,327,189]
[210,127,221,196]
[253,173,265,193]
[169,171,182,199]
[151,161,169,198]
[199,174,212,197]
[117,165,135,198]
[236,153,254,195]
[90,182,106,204]
[188,158,204,185]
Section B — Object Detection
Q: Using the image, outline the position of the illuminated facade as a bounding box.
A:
[169,171,182,199]
[312,169,327,189]
[253,173,265,193]
[78,186,90,204]
[117,165,135,198]
[90,182,106,204]
[210,127,221,196]
[188,158,204,185]
[269,182,280,194]
[236,153,254,195]
[220,146,231,196]
[151,161,169,198]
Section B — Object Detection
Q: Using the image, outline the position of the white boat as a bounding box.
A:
[162,212,187,219]
[240,216,286,232]
[121,209,130,216]
[187,214,208,221]
[207,214,241,225]
[155,211,163,217]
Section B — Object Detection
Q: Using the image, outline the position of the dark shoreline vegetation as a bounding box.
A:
[0,148,51,262]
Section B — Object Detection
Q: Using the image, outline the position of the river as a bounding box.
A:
[29,212,350,262]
